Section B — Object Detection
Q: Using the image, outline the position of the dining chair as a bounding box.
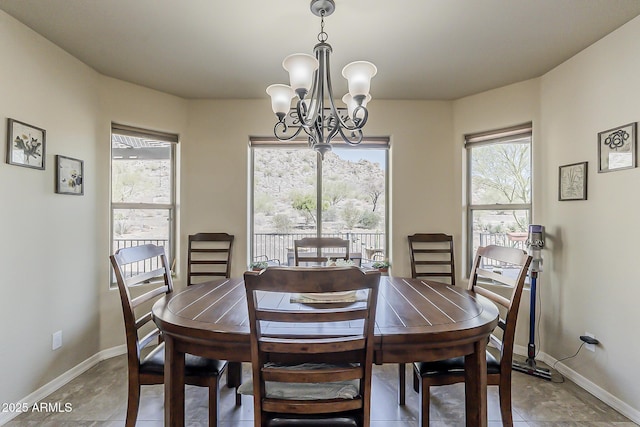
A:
[293,237,350,266]
[412,245,532,427]
[243,266,380,427]
[408,233,456,285]
[110,244,229,427]
[396,233,457,405]
[187,232,234,285]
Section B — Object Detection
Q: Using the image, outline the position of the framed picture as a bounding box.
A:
[559,161,587,201]
[598,122,636,173]
[55,155,84,195]
[6,118,46,170]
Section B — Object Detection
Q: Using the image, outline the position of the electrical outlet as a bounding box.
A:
[52,330,62,350]
[584,332,596,352]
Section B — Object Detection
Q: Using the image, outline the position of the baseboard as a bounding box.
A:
[513,345,640,424]
[0,345,126,426]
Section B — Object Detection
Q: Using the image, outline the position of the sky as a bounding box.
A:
[333,148,386,170]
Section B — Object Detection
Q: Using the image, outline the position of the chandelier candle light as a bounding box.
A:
[266,0,377,158]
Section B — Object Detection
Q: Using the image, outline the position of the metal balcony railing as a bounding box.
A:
[254,232,386,266]
[111,232,523,277]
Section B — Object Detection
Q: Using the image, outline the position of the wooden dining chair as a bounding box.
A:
[293,237,350,266]
[395,233,457,405]
[187,232,234,285]
[110,244,229,427]
[243,266,380,427]
[412,245,532,427]
[408,233,456,285]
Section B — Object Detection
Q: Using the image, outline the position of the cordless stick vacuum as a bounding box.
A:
[512,224,552,380]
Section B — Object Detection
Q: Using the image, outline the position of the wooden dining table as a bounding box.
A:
[152,274,499,427]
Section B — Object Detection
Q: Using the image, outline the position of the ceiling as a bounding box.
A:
[2,0,640,101]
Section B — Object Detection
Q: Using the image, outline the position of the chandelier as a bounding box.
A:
[266,0,377,158]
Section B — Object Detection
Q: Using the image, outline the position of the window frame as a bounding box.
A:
[110,123,178,286]
[249,137,390,264]
[465,123,532,275]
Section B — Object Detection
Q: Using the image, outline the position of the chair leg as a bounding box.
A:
[419,378,430,427]
[398,363,406,405]
[413,368,420,393]
[498,380,513,427]
[209,377,220,427]
[227,362,242,406]
[125,380,140,427]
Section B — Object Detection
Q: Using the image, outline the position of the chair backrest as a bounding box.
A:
[408,233,456,285]
[187,232,234,284]
[243,266,380,427]
[294,237,350,266]
[110,244,173,374]
[468,245,532,373]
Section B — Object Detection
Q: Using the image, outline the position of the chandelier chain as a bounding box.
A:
[317,9,328,43]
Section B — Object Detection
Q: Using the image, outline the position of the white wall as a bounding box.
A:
[540,15,640,411]
[0,11,100,405]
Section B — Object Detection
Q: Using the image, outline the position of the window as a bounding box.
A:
[110,124,177,283]
[251,139,388,267]
[466,123,532,273]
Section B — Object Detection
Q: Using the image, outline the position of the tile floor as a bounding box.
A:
[5,354,636,426]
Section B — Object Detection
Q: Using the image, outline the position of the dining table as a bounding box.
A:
[152,274,499,427]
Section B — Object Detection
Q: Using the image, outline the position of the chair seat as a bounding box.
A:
[140,343,226,376]
[414,350,500,377]
[266,413,361,427]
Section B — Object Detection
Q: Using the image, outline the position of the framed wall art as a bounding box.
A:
[559,161,587,201]
[6,118,46,170]
[598,122,636,173]
[55,155,84,195]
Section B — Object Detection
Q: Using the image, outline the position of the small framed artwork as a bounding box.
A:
[55,155,84,195]
[6,118,46,170]
[598,122,636,173]
[559,161,588,201]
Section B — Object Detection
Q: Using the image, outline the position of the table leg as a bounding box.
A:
[227,361,243,406]
[164,335,185,427]
[464,338,488,427]
[398,363,406,405]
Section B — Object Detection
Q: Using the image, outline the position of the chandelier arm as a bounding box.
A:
[337,126,364,146]
[273,120,305,141]
[335,108,367,131]
[294,98,314,131]
[320,43,347,130]
[313,115,325,143]
[351,105,369,128]
[304,126,320,149]
[295,66,322,130]
[322,49,367,132]
[325,118,341,144]
[294,41,326,130]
